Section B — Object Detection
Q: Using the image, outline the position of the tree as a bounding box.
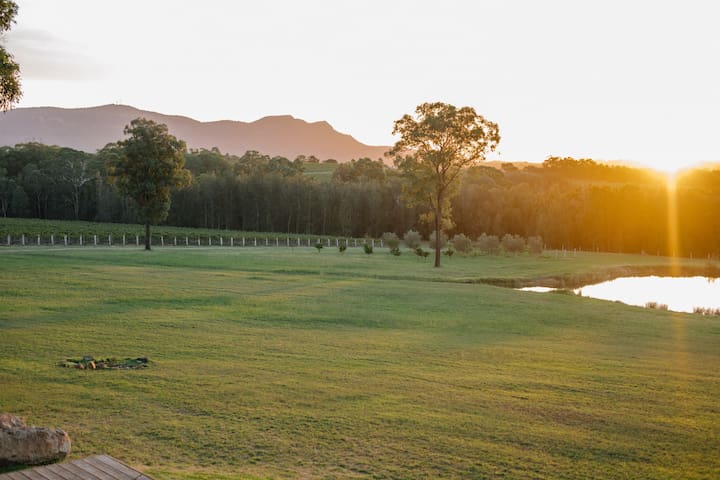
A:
[103,118,191,250]
[389,102,500,267]
[0,0,21,111]
[59,148,96,219]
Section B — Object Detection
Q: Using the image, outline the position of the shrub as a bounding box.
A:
[476,233,500,254]
[390,246,401,256]
[444,248,454,257]
[646,302,668,310]
[415,247,429,259]
[338,244,347,253]
[527,236,544,255]
[403,230,422,249]
[501,234,525,254]
[315,242,323,252]
[363,243,373,254]
[382,232,400,249]
[451,233,472,254]
[428,230,448,250]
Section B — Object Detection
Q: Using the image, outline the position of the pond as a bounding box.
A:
[520,276,720,314]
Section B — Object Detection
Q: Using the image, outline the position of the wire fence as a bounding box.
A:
[2,234,384,249]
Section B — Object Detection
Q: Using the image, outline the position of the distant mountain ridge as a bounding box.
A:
[0,104,390,161]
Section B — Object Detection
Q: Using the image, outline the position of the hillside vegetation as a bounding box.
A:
[2,143,720,256]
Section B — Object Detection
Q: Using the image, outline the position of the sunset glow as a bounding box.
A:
[5,0,719,172]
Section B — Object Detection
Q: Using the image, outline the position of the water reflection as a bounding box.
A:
[521,276,720,313]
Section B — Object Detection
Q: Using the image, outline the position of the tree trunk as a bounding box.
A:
[145,223,151,251]
[434,192,442,268]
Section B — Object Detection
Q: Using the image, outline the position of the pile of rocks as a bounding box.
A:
[0,414,71,466]
[58,355,149,370]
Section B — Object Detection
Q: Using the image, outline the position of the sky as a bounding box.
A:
[4,0,720,172]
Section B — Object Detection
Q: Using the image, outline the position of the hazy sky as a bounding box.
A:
[5,0,719,171]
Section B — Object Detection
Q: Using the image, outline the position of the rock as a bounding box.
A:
[0,414,71,466]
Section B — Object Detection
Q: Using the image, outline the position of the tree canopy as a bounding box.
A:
[103,118,191,250]
[0,0,21,111]
[389,102,500,267]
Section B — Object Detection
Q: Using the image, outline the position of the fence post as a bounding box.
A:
[108,234,112,246]
[276,237,279,247]
[265,238,268,246]
[123,234,126,246]
[297,237,300,246]
[254,238,257,247]
[185,237,189,246]
[161,236,164,247]
[51,234,54,246]
[64,235,67,246]
[242,237,246,247]
[220,237,223,247]
[7,235,10,246]
[197,238,200,246]
[230,237,234,247]
[174,237,177,246]
[354,239,357,247]
[209,237,212,246]
[136,235,139,246]
[93,235,97,246]
[307,238,310,247]
[37,235,41,246]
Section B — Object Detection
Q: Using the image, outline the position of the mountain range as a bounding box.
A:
[0,105,390,161]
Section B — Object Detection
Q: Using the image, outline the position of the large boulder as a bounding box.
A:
[0,414,71,466]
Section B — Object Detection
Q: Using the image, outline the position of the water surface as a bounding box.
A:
[521,276,720,313]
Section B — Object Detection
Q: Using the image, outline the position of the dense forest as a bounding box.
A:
[1,143,719,257]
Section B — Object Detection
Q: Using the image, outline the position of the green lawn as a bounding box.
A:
[1,247,718,479]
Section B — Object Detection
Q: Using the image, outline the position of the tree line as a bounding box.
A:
[1,142,719,257]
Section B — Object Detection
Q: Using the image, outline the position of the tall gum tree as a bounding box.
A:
[0,0,21,111]
[389,102,500,267]
[103,118,191,250]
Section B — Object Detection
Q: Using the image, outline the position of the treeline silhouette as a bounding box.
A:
[1,143,719,257]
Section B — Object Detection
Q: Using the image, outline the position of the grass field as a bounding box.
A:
[1,247,719,479]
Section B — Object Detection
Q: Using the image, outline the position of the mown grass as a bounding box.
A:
[1,247,718,479]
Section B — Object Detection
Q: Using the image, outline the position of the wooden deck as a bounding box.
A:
[0,454,152,480]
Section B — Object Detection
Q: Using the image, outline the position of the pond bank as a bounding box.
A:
[478,263,720,289]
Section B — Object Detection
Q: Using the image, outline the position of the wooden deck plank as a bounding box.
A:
[51,463,101,480]
[0,455,151,480]
[40,464,75,480]
[70,460,118,480]
[21,465,66,480]
[89,456,145,479]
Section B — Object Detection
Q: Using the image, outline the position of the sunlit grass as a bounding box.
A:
[1,248,719,479]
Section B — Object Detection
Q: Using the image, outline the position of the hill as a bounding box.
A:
[0,104,390,161]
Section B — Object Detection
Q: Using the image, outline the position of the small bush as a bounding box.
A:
[315,242,323,252]
[363,243,373,254]
[443,248,454,257]
[527,236,544,255]
[645,302,669,310]
[415,247,430,259]
[390,247,401,256]
[338,244,347,253]
[382,232,400,249]
[403,230,422,249]
[476,233,500,254]
[693,306,720,316]
[501,234,525,254]
[451,233,473,254]
[429,230,448,250]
